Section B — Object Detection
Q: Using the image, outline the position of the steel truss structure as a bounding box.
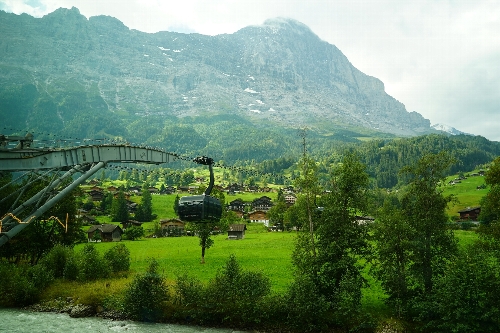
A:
[0,138,177,246]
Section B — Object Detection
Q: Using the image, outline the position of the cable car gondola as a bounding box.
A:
[177,156,222,222]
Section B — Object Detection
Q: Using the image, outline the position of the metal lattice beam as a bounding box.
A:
[0,144,178,246]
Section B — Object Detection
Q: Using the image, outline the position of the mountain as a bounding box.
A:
[0,7,435,160]
[431,123,470,136]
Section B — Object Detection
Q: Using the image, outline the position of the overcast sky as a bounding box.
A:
[2,0,499,141]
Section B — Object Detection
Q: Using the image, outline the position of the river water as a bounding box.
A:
[0,308,244,333]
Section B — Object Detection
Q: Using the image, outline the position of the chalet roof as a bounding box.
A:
[228,224,247,232]
[87,224,122,234]
[458,206,481,213]
[254,196,272,202]
[248,210,268,215]
[160,218,184,225]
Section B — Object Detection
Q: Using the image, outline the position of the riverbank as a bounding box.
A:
[24,297,126,320]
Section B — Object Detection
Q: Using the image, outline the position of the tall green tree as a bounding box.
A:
[400,152,457,296]
[173,194,180,216]
[371,196,412,317]
[373,152,458,319]
[293,155,320,260]
[135,189,153,222]
[293,152,371,324]
[267,195,288,230]
[111,190,129,223]
[100,192,113,213]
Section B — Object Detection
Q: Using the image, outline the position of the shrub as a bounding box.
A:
[0,262,48,307]
[28,263,54,290]
[123,258,169,322]
[416,246,500,332]
[173,254,272,327]
[284,274,331,332]
[63,255,79,280]
[104,243,130,273]
[39,244,74,278]
[123,226,145,240]
[76,243,110,281]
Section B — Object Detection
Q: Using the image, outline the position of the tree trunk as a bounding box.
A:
[201,246,206,264]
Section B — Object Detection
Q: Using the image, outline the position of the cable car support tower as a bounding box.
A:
[0,134,178,247]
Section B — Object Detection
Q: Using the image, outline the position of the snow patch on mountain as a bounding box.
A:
[431,123,470,136]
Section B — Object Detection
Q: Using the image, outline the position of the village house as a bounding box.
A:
[248,210,269,226]
[87,224,123,242]
[128,186,142,194]
[228,198,246,212]
[87,189,104,201]
[107,185,119,193]
[160,218,185,236]
[458,206,481,221]
[177,185,189,192]
[284,193,297,206]
[148,186,159,194]
[227,223,247,240]
[80,214,97,226]
[252,196,273,211]
[160,186,176,195]
[121,220,143,230]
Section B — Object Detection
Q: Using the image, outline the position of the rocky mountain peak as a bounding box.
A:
[0,8,434,140]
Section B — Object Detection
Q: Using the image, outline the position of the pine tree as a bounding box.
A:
[111,190,129,223]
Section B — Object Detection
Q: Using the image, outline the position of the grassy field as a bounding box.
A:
[74,223,479,319]
[443,172,487,217]
[77,223,296,293]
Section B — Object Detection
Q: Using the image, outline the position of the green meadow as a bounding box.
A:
[443,172,487,217]
[78,224,295,293]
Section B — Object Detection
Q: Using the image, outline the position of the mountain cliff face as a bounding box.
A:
[0,8,432,147]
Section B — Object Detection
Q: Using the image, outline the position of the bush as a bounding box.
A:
[39,244,74,278]
[123,226,145,240]
[63,255,79,280]
[284,274,331,332]
[76,243,111,281]
[28,263,54,290]
[0,262,48,307]
[104,243,130,273]
[173,254,272,327]
[123,258,169,322]
[417,246,500,332]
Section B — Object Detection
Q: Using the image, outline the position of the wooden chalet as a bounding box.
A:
[226,183,244,193]
[228,224,247,240]
[80,214,97,226]
[177,185,189,192]
[284,193,297,205]
[148,187,159,194]
[87,224,123,242]
[458,206,481,221]
[87,189,104,201]
[160,218,185,236]
[252,196,273,211]
[107,185,119,192]
[228,199,246,212]
[248,210,269,226]
[160,186,176,194]
[121,220,143,230]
